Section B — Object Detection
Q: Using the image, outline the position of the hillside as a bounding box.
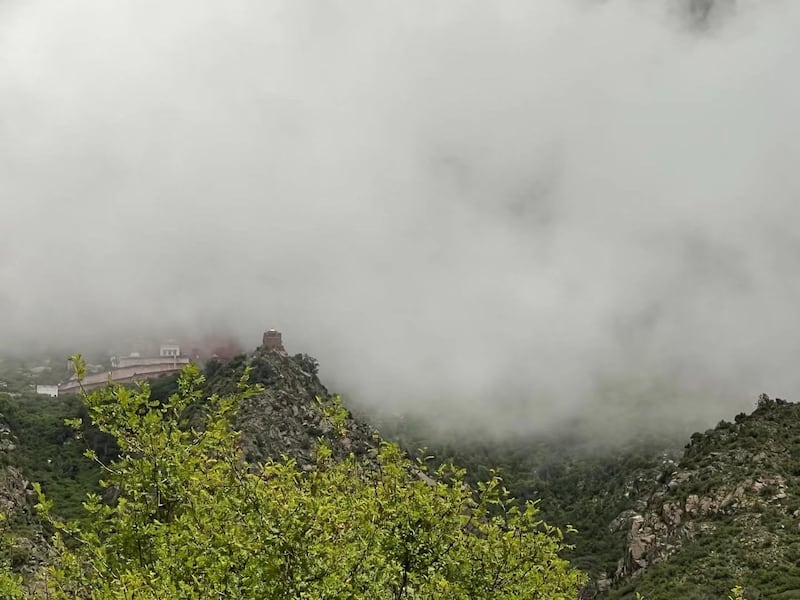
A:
[384,396,800,599]
[0,413,49,576]
[205,348,378,466]
[0,348,378,513]
[0,347,381,579]
[380,418,684,592]
[0,351,584,598]
[606,395,800,599]
[4,348,800,598]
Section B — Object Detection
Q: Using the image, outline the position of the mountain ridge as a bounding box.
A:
[3,347,800,598]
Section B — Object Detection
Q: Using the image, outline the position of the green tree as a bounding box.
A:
[15,357,584,598]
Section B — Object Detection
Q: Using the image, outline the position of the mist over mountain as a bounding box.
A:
[2,0,799,436]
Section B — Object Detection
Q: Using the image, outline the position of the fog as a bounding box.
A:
[2,0,799,437]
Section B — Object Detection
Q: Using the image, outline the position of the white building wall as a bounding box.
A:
[117,356,190,369]
[160,344,181,357]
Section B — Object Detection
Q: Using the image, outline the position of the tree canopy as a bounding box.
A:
[1,357,585,599]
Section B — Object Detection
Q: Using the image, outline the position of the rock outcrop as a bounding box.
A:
[205,347,378,467]
[0,414,49,576]
[607,396,800,599]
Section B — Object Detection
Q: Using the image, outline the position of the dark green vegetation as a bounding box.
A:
[0,354,584,598]
[446,441,674,576]
[0,393,111,520]
[0,372,180,521]
[379,396,800,599]
[380,419,682,589]
[1,348,799,599]
[605,396,800,600]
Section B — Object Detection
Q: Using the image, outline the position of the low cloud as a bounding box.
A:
[2,0,799,438]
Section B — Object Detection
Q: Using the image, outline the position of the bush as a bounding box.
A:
[12,358,586,599]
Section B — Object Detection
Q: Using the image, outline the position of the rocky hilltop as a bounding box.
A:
[0,345,381,581]
[6,345,800,598]
[607,395,800,599]
[203,347,378,467]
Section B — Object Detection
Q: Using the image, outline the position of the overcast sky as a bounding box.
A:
[2,0,799,437]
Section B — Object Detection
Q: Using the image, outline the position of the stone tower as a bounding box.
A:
[262,329,286,352]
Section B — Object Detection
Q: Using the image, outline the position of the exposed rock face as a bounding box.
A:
[205,348,377,467]
[0,415,49,575]
[617,471,791,579]
[0,415,30,519]
[608,397,800,598]
[0,417,16,452]
[0,466,31,520]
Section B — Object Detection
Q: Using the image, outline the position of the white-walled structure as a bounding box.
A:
[160,344,181,358]
[116,356,190,369]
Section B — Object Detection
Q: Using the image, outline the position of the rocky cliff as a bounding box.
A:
[203,347,378,467]
[607,395,800,599]
[0,347,380,582]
